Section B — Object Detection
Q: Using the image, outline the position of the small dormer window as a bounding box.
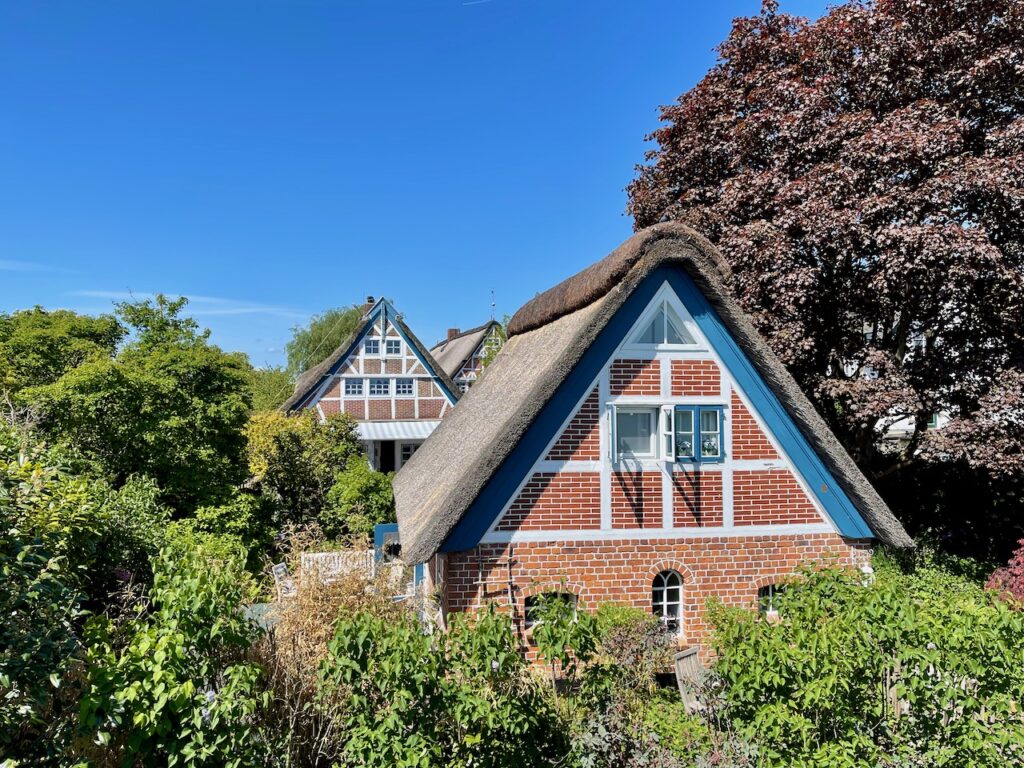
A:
[631,302,694,346]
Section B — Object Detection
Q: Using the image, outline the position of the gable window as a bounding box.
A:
[344,378,364,396]
[631,301,695,346]
[369,378,390,396]
[615,407,658,459]
[385,339,401,356]
[395,378,413,396]
[673,406,724,463]
[652,570,682,633]
[364,339,380,355]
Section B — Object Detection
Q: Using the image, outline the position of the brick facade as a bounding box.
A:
[546,388,600,461]
[730,392,778,459]
[610,359,661,396]
[497,473,601,531]
[733,470,823,526]
[444,535,870,647]
[671,359,721,396]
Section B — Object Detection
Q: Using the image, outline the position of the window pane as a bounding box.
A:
[364,339,379,354]
[385,339,401,355]
[674,409,694,459]
[700,433,720,458]
[616,409,655,457]
[700,410,719,432]
[634,314,661,344]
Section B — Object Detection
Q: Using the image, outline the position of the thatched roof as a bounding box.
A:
[429,322,499,379]
[394,224,913,562]
[281,299,460,413]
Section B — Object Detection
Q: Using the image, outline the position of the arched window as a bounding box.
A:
[651,570,683,633]
[757,584,784,614]
[524,591,577,630]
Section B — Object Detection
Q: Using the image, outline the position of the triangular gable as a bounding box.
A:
[287,299,460,411]
[441,265,874,552]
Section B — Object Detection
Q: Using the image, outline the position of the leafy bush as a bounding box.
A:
[530,591,598,689]
[245,410,362,528]
[188,489,275,570]
[318,604,568,767]
[322,459,394,539]
[0,528,84,763]
[76,536,269,767]
[709,564,1024,767]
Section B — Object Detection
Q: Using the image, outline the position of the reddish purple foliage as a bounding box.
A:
[628,0,1024,480]
[988,538,1024,606]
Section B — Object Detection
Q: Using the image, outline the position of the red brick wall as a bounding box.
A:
[672,470,724,527]
[364,359,382,374]
[385,359,402,374]
[395,399,415,419]
[343,400,366,419]
[368,399,392,420]
[610,359,661,396]
[611,471,663,528]
[497,473,601,531]
[420,399,444,419]
[323,378,342,398]
[445,534,869,646]
[731,392,778,459]
[319,399,339,415]
[418,380,439,397]
[547,388,600,461]
[733,470,822,525]
[670,360,720,397]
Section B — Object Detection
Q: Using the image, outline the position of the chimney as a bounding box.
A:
[447,328,461,341]
[362,295,376,317]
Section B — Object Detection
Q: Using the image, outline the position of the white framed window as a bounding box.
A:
[395,378,413,396]
[614,407,658,459]
[399,442,418,467]
[758,584,784,614]
[652,570,683,633]
[344,378,363,396]
[369,378,390,396]
[385,339,401,356]
[364,339,380,355]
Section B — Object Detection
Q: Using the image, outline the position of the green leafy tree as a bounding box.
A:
[247,364,292,412]
[22,295,252,511]
[0,307,124,398]
[322,460,395,539]
[709,564,1024,767]
[286,304,363,378]
[245,410,362,528]
[530,591,598,693]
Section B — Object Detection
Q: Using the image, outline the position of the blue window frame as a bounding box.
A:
[674,405,724,463]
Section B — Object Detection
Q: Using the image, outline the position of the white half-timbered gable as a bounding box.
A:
[285,297,459,472]
[484,281,831,544]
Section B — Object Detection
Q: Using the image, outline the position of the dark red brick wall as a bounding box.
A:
[611,471,663,528]
[547,388,600,461]
[733,470,822,525]
[497,473,601,531]
[731,392,779,459]
[670,360,720,396]
[610,359,661,396]
[672,470,724,527]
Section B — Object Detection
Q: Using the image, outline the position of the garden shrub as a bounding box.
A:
[0,527,84,763]
[321,459,394,539]
[709,564,1024,767]
[76,536,269,767]
[318,604,569,767]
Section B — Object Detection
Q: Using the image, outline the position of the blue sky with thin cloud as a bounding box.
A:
[0,0,828,368]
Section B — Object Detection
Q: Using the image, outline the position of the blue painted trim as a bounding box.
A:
[440,266,874,551]
[374,522,399,562]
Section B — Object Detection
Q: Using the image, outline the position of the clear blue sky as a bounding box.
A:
[0,0,828,368]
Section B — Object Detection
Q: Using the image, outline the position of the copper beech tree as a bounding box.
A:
[628,0,1024,558]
